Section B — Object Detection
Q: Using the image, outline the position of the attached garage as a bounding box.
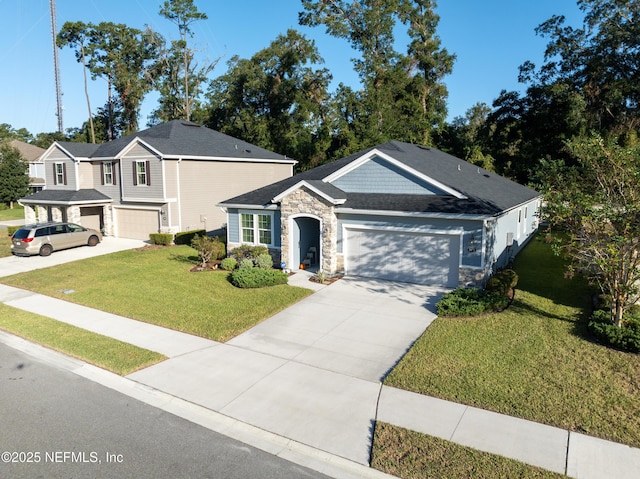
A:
[345,228,460,287]
[115,208,159,240]
[80,206,103,232]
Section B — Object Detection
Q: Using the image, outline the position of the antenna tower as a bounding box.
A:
[50,0,63,132]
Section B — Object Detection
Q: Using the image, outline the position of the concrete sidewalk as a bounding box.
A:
[0,271,639,477]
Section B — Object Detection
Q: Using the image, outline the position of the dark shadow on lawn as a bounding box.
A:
[169,253,199,265]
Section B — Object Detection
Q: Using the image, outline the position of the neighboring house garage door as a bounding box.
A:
[346,229,460,287]
[115,208,159,240]
[80,206,103,232]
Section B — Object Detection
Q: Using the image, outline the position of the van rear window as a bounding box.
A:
[12,229,30,239]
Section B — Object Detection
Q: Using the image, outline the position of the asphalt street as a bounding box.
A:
[0,342,330,479]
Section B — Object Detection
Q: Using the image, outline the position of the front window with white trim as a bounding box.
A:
[135,161,147,186]
[103,161,113,185]
[55,163,64,184]
[240,213,273,245]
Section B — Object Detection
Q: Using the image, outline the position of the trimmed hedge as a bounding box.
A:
[437,288,509,317]
[255,253,274,269]
[175,229,206,245]
[229,244,269,263]
[230,267,288,288]
[485,269,518,296]
[588,310,640,353]
[149,233,173,245]
[220,257,237,271]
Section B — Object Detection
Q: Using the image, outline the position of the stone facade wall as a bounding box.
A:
[280,187,338,274]
[459,266,491,288]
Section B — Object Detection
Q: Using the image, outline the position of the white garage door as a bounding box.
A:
[116,208,159,240]
[346,229,460,287]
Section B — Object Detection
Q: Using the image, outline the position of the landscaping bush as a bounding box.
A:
[230,267,288,288]
[190,235,225,267]
[485,269,519,296]
[149,233,173,245]
[255,253,273,269]
[220,257,237,271]
[238,258,254,269]
[229,244,269,263]
[437,288,509,317]
[7,225,20,237]
[175,229,206,245]
[588,310,640,353]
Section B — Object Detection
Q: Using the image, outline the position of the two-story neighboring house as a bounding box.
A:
[8,140,46,193]
[19,120,296,239]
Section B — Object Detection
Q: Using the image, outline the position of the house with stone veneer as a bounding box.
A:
[18,121,296,240]
[219,141,542,288]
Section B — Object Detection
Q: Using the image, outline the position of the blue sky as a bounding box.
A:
[0,0,583,136]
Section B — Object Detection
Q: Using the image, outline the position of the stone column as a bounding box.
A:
[24,205,37,224]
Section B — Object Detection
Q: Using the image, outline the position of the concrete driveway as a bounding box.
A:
[0,237,146,278]
[128,276,447,464]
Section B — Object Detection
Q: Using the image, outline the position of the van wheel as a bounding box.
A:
[39,244,53,257]
[88,235,99,247]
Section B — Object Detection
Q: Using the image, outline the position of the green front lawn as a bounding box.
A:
[0,245,312,342]
[0,304,165,375]
[384,236,640,449]
[0,205,24,221]
[0,234,11,258]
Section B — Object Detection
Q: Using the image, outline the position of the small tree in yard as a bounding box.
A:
[191,235,225,268]
[0,143,30,208]
[540,133,640,327]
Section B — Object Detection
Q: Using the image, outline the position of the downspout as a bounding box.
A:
[176,158,182,231]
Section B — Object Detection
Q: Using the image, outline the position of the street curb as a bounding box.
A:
[0,331,397,479]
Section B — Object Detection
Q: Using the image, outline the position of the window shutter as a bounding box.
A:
[62,163,67,185]
[132,163,138,186]
[100,163,104,185]
[113,164,117,185]
[52,163,57,185]
[145,160,151,186]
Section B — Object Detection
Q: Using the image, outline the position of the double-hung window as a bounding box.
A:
[102,161,114,185]
[53,162,66,185]
[133,160,150,186]
[240,213,273,246]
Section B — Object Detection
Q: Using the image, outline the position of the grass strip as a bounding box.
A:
[0,304,166,375]
[371,422,564,479]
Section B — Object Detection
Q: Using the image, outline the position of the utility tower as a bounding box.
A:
[50,0,63,132]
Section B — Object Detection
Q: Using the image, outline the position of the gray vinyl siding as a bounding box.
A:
[332,156,446,195]
[45,153,77,190]
[93,161,122,204]
[337,213,483,268]
[492,198,541,268]
[120,145,164,200]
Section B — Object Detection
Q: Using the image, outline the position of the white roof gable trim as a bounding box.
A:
[322,148,466,199]
[272,180,347,205]
[113,137,163,159]
[42,142,82,163]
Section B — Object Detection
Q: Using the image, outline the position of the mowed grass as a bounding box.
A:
[0,304,165,375]
[384,236,640,448]
[0,234,11,258]
[0,205,24,221]
[0,245,312,342]
[372,422,564,479]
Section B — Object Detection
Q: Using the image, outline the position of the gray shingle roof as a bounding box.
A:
[220,141,540,215]
[21,189,111,204]
[85,120,292,161]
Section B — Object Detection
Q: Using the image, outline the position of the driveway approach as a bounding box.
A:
[128,277,447,464]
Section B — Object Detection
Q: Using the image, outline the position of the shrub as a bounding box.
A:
[230,244,269,263]
[220,257,237,271]
[588,310,640,353]
[485,269,518,296]
[230,267,288,288]
[437,288,509,317]
[239,258,254,269]
[175,229,206,245]
[7,225,20,237]
[149,233,173,245]
[191,235,225,267]
[255,253,273,269]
